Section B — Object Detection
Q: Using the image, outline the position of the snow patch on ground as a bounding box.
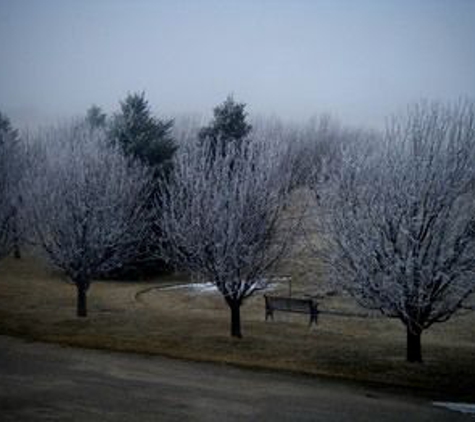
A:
[433,402,475,414]
[159,278,283,294]
[184,282,217,293]
[158,283,216,293]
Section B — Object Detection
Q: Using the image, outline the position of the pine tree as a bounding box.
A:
[0,111,21,259]
[109,92,176,170]
[199,95,252,160]
[0,112,19,146]
[85,105,107,129]
[105,93,177,278]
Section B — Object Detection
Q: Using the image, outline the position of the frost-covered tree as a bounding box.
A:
[314,101,475,362]
[157,138,295,338]
[23,124,154,317]
[199,95,252,161]
[251,114,351,190]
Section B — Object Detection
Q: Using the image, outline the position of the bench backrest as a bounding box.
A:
[265,296,315,313]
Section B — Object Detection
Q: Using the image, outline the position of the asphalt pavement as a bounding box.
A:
[0,335,472,421]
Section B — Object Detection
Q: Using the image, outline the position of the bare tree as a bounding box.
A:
[23,124,154,317]
[313,101,475,362]
[157,137,295,338]
[251,114,364,191]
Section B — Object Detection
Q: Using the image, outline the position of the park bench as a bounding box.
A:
[264,295,319,326]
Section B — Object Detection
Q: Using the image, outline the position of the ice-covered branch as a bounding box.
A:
[313,100,475,362]
[157,136,296,337]
[22,124,154,316]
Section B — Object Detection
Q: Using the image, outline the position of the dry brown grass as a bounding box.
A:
[0,253,474,401]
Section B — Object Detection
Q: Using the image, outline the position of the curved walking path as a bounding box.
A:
[0,335,471,421]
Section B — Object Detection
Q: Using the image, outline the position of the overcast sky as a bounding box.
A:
[1,0,474,128]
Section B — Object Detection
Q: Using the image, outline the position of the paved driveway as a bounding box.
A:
[0,335,471,421]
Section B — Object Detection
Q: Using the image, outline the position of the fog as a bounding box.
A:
[1,0,474,128]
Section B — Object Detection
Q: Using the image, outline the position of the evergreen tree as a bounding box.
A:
[0,112,19,146]
[85,105,107,129]
[105,93,177,278]
[199,95,252,159]
[109,92,176,170]
[0,111,21,259]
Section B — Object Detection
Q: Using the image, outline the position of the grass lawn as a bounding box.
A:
[0,253,474,401]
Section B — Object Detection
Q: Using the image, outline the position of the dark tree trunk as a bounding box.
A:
[406,326,422,363]
[226,298,242,338]
[12,212,21,259]
[76,283,88,318]
[13,241,21,259]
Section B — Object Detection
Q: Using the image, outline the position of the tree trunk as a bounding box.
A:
[76,283,88,318]
[13,240,21,259]
[12,212,21,259]
[406,326,422,363]
[226,298,242,338]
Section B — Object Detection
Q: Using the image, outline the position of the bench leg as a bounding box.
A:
[309,311,318,326]
[265,308,273,321]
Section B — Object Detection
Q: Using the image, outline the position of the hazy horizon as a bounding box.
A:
[1,0,474,129]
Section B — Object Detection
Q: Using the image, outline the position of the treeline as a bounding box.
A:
[1,95,475,363]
